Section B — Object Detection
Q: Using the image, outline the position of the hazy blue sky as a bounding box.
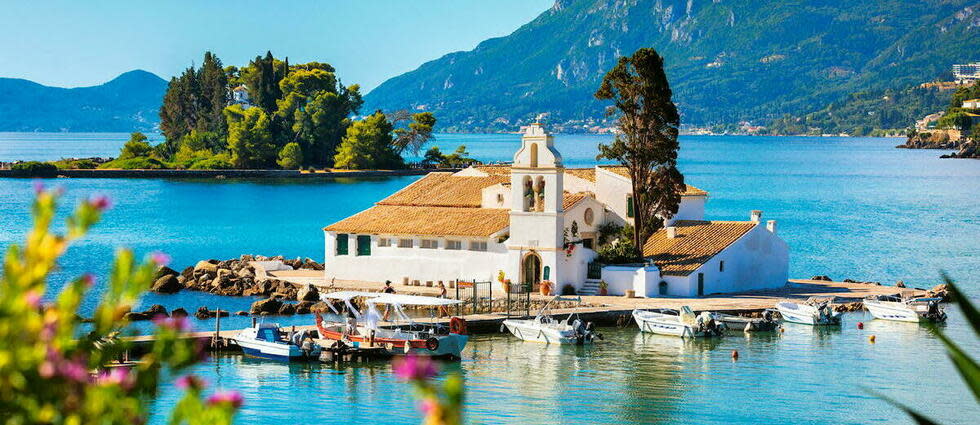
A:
[0,1,552,91]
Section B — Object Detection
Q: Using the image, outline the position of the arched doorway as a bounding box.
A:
[521,252,542,289]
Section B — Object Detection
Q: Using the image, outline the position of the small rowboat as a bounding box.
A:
[776,299,841,326]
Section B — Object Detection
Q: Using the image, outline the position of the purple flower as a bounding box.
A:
[150,251,171,267]
[175,374,206,391]
[88,194,112,211]
[81,274,95,288]
[418,398,439,415]
[33,181,45,195]
[59,356,90,382]
[206,391,244,409]
[153,316,190,332]
[24,290,41,308]
[393,354,438,382]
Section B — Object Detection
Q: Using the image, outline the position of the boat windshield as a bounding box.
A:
[319,291,382,320]
[255,326,281,342]
[367,294,463,306]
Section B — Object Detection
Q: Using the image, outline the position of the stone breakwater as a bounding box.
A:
[144,254,335,318]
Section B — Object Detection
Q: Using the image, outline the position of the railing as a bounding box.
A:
[454,280,493,316]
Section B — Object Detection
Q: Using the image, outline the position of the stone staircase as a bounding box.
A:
[578,280,601,296]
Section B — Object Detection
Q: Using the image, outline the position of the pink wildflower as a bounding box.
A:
[33,181,44,195]
[418,398,439,415]
[393,354,438,382]
[88,194,112,211]
[153,315,190,332]
[39,361,56,378]
[81,274,95,288]
[175,374,206,391]
[150,251,171,267]
[59,356,90,382]
[206,391,244,409]
[24,290,41,308]
[98,367,133,390]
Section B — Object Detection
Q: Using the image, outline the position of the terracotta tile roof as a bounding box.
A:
[324,205,510,237]
[378,173,509,208]
[598,166,707,196]
[473,165,512,176]
[564,168,596,182]
[642,220,756,276]
[562,192,593,210]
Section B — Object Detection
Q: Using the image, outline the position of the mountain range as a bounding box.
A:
[364,0,980,132]
[0,70,166,132]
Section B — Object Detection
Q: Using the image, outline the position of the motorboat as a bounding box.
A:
[632,307,726,338]
[502,296,600,344]
[776,299,842,326]
[314,292,469,359]
[864,294,946,323]
[711,310,778,332]
[232,321,322,361]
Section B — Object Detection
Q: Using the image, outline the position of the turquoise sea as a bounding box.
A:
[1,132,978,424]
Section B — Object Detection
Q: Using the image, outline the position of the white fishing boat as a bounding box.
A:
[711,310,778,332]
[632,307,726,338]
[314,292,469,359]
[864,294,946,323]
[232,321,322,361]
[502,296,599,344]
[776,299,841,326]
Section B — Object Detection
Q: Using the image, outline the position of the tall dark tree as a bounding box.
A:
[197,51,228,134]
[245,51,285,112]
[158,66,201,156]
[595,48,685,260]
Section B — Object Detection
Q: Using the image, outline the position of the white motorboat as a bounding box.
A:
[711,310,778,332]
[315,292,469,359]
[632,307,726,338]
[232,321,322,361]
[502,296,599,345]
[776,299,842,326]
[864,295,946,323]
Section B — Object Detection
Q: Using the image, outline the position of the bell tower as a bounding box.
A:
[506,123,564,291]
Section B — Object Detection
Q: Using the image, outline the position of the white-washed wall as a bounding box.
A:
[600,265,662,296]
[323,231,506,284]
[557,246,597,293]
[669,196,706,224]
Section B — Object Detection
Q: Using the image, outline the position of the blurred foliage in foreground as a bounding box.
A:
[0,186,241,424]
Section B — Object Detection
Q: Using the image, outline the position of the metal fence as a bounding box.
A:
[505,283,532,318]
[454,280,493,316]
[587,261,603,280]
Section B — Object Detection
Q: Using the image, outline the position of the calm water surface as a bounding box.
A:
[1,133,979,424]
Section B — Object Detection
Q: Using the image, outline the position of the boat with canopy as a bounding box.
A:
[313,292,469,359]
[502,296,600,344]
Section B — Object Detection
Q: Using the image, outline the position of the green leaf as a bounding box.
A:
[941,273,979,337]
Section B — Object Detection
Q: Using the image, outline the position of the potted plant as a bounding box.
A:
[598,280,609,296]
[502,279,512,293]
[539,280,553,296]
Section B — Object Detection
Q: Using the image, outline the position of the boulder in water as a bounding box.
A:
[250,298,283,315]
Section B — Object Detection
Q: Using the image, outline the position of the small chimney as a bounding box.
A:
[666,226,677,239]
[767,220,777,234]
[750,210,763,223]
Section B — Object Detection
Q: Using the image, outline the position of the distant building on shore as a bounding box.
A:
[916,111,945,130]
[953,62,980,84]
[321,123,788,297]
[962,99,980,110]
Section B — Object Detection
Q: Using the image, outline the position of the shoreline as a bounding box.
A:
[0,167,461,179]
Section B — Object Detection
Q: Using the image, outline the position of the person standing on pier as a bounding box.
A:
[382,280,396,321]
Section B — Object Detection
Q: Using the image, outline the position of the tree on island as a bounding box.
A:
[225,105,276,168]
[594,47,685,260]
[389,110,437,156]
[277,142,304,170]
[333,112,404,170]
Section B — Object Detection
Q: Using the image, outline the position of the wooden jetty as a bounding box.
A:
[124,279,924,361]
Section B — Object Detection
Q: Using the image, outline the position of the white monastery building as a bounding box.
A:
[323,124,788,297]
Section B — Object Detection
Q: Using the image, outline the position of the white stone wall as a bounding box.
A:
[595,167,631,225]
[658,224,789,297]
[600,265,662,296]
[481,184,510,209]
[323,231,507,284]
[562,172,595,194]
[669,196,705,224]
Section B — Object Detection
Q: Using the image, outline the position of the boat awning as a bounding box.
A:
[319,291,382,301]
[367,294,463,306]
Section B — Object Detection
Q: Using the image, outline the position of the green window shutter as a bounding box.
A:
[336,234,349,255]
[543,266,550,280]
[626,196,634,218]
[357,235,372,256]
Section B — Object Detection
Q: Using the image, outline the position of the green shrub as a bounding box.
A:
[51,158,99,169]
[277,142,303,170]
[189,154,235,170]
[10,161,58,177]
[98,157,166,170]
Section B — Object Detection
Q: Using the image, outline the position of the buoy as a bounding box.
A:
[731,350,739,360]
[869,335,876,343]
[857,322,864,330]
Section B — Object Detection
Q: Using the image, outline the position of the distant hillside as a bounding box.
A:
[0,70,167,132]
[365,0,980,132]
